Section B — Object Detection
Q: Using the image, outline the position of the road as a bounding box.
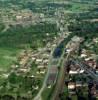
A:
[34,46,55,100]
[51,35,82,100]
[34,10,69,100]
[34,35,66,100]
[51,50,71,100]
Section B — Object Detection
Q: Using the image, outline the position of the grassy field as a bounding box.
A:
[0,47,21,71]
[68,2,95,12]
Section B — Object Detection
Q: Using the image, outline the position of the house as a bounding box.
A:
[71,36,81,42]
[80,54,87,58]
[43,54,50,58]
[85,59,96,69]
[43,59,49,64]
[38,48,43,52]
[93,38,98,43]
[68,82,76,94]
[16,15,22,21]
[37,64,46,74]
[29,75,35,78]
[17,67,30,73]
[19,57,29,66]
[32,86,39,90]
[69,70,84,75]
[11,65,16,68]
[68,82,76,89]
[46,42,51,47]
[68,62,84,75]
[36,59,43,64]
[46,33,49,36]
[40,70,46,74]
[76,81,82,87]
[66,49,72,53]
[31,57,36,61]
[52,44,56,47]
[2,74,9,78]
[37,65,46,69]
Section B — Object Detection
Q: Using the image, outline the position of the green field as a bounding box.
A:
[64,1,95,13]
[0,47,21,71]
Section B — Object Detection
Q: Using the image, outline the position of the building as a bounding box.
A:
[36,59,43,64]
[69,70,84,75]
[68,82,76,94]
[37,65,46,69]
[66,36,83,52]
[85,59,96,69]
[69,63,84,75]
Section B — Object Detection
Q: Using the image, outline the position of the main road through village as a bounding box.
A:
[34,34,67,100]
[34,13,70,100]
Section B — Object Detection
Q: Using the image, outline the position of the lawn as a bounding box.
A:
[67,2,95,13]
[0,47,21,71]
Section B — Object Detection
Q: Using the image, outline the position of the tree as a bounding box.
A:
[8,72,17,84]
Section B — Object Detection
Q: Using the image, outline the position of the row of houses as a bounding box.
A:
[67,37,98,97]
[80,48,98,71]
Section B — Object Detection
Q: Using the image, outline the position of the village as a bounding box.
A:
[0,0,98,100]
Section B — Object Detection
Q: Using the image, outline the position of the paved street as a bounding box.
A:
[34,10,69,100]
[34,35,66,100]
